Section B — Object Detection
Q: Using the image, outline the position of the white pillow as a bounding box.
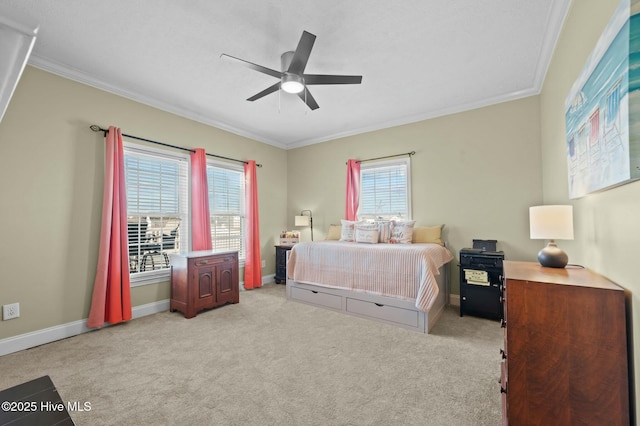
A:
[375,220,392,243]
[355,226,379,244]
[390,220,416,244]
[340,219,360,242]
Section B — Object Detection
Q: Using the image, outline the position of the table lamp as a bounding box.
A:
[295,209,313,241]
[529,205,574,268]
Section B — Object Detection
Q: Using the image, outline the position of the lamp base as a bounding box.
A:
[537,240,568,268]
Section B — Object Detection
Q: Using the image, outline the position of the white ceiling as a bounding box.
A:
[2,0,571,149]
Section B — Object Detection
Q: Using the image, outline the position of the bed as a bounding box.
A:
[285,240,454,333]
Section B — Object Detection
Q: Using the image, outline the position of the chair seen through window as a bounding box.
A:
[127,218,180,273]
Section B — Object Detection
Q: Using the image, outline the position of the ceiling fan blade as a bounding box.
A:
[220,54,282,79]
[297,87,319,110]
[247,82,281,101]
[304,74,363,85]
[287,31,316,75]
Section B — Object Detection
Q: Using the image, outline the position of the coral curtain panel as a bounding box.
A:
[87,126,132,328]
[244,160,262,289]
[345,159,361,221]
[191,148,212,251]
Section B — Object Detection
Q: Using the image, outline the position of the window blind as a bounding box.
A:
[358,159,410,220]
[124,144,189,275]
[206,162,245,259]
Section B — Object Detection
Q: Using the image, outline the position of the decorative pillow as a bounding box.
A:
[412,224,444,245]
[375,220,392,243]
[326,224,342,241]
[390,220,416,244]
[340,219,360,242]
[355,225,379,244]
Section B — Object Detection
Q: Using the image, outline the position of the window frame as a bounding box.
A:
[123,141,190,287]
[357,157,412,221]
[206,159,246,262]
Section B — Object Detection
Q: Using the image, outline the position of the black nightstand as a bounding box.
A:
[274,245,293,284]
[459,248,504,321]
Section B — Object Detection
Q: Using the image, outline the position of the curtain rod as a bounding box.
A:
[346,151,415,165]
[89,125,262,167]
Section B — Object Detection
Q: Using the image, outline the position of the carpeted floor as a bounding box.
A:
[0,284,503,425]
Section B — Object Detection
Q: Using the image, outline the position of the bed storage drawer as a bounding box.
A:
[346,297,419,328]
[290,286,342,310]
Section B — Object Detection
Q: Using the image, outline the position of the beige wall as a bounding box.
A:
[541,0,640,417]
[287,96,544,293]
[0,66,287,339]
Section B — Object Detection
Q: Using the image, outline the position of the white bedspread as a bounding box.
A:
[287,241,453,312]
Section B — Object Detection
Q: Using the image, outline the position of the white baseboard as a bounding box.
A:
[1,274,278,357]
[239,274,275,291]
[262,273,275,284]
[0,299,169,357]
[449,294,460,307]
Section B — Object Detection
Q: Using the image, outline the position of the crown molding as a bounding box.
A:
[27,54,289,149]
[285,86,540,149]
[531,0,572,90]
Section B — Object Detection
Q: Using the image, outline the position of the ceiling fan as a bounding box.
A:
[221,30,362,110]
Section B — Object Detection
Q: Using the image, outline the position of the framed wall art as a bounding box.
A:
[565,0,640,198]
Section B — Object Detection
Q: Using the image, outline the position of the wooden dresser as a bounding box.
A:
[500,261,630,425]
[170,250,239,318]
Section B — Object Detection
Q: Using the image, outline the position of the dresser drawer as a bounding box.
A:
[290,286,342,310]
[192,255,235,267]
[346,297,419,328]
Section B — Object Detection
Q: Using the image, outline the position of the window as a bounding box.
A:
[206,161,245,260]
[358,157,411,220]
[124,143,189,283]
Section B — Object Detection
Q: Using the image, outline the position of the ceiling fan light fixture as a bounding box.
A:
[222,31,361,110]
[281,73,304,94]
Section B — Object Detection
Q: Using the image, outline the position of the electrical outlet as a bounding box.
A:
[3,303,20,320]
[261,260,266,268]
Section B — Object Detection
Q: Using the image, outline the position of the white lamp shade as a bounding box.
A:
[295,215,310,227]
[529,205,574,240]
